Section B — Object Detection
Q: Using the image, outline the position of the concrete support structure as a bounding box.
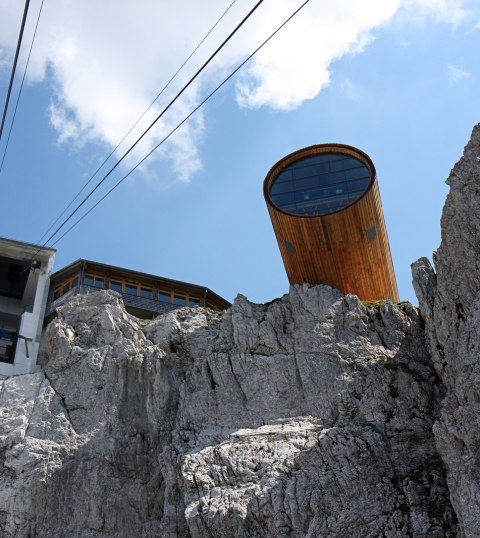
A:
[0,237,55,376]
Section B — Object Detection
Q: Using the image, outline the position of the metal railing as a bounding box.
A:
[46,284,181,317]
[45,286,79,316]
[120,291,179,314]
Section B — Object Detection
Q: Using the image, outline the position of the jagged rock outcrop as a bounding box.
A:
[412,122,480,537]
[2,124,480,537]
[1,287,456,537]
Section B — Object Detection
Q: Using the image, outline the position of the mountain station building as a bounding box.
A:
[0,237,230,377]
[0,237,55,376]
[46,259,230,320]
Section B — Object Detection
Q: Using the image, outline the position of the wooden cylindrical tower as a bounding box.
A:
[263,143,399,302]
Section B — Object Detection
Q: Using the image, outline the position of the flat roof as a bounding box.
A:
[0,236,56,260]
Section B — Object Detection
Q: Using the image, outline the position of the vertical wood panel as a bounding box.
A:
[264,144,399,302]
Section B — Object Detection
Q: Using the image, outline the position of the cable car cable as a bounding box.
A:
[36,0,264,253]
[36,0,238,243]
[51,0,311,247]
[0,0,46,176]
[0,0,31,143]
[19,0,265,273]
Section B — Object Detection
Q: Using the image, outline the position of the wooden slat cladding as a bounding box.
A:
[264,144,399,302]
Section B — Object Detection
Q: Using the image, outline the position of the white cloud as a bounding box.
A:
[235,0,400,110]
[49,102,83,145]
[0,0,475,182]
[447,62,472,83]
[399,0,470,25]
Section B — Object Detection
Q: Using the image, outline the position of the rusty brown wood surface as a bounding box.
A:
[264,145,399,302]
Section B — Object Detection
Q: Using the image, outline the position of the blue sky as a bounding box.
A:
[0,0,479,305]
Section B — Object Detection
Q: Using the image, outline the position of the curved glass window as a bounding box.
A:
[270,152,371,216]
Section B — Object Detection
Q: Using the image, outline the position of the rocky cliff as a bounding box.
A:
[412,122,480,536]
[0,124,479,537]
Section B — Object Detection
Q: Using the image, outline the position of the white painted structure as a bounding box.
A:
[0,237,55,376]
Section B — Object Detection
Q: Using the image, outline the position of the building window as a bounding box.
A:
[108,279,154,298]
[84,273,105,289]
[109,280,122,293]
[53,287,62,301]
[52,276,79,301]
[158,291,171,303]
[63,277,78,293]
[140,287,153,299]
[125,283,137,296]
[156,291,199,306]
[269,152,371,216]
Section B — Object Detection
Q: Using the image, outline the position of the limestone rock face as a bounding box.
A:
[412,123,480,537]
[0,288,456,537]
[4,125,480,537]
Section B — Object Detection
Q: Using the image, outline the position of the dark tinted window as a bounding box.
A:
[173,295,186,306]
[125,284,137,295]
[110,280,122,292]
[158,292,171,303]
[140,287,153,299]
[270,152,371,216]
